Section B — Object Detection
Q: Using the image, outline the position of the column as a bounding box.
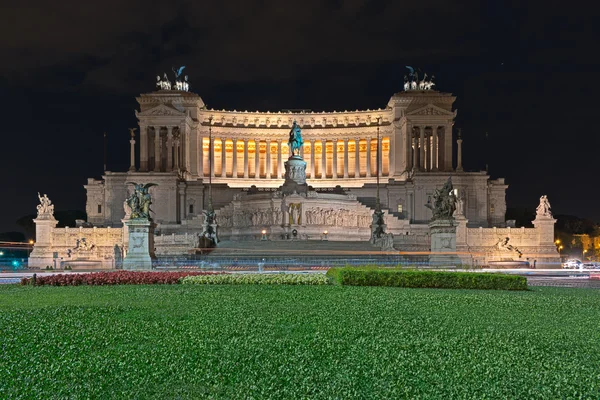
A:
[277,140,283,178]
[310,139,316,178]
[343,138,349,178]
[129,135,136,172]
[405,122,412,173]
[332,139,338,178]
[321,139,327,179]
[265,139,271,179]
[444,124,453,171]
[174,139,180,170]
[457,137,464,172]
[355,139,360,177]
[255,140,260,178]
[425,129,431,171]
[209,137,215,178]
[184,125,191,172]
[243,139,249,178]
[166,127,173,171]
[139,124,148,172]
[220,138,226,177]
[154,127,161,172]
[432,127,438,171]
[412,130,418,170]
[232,138,238,178]
[419,126,425,171]
[366,137,372,177]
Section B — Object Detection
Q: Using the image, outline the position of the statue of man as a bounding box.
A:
[288,120,304,156]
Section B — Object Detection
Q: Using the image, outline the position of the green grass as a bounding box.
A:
[1,285,599,399]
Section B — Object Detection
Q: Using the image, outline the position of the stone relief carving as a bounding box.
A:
[494,237,523,258]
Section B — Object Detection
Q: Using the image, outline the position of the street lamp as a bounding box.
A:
[583,249,588,260]
[208,115,213,212]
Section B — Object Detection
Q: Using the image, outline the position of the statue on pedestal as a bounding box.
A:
[535,195,552,218]
[125,182,157,220]
[288,120,304,157]
[36,192,55,217]
[425,178,457,220]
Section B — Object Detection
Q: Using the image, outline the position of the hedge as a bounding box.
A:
[181,273,330,285]
[21,271,224,286]
[326,268,528,290]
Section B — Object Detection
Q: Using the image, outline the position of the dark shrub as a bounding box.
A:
[326,268,527,290]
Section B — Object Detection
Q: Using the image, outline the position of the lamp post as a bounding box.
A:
[376,117,381,213]
[208,116,213,212]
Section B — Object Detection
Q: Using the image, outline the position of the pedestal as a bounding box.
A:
[429,218,461,267]
[123,219,155,270]
[28,216,58,268]
[281,156,308,195]
[532,216,560,268]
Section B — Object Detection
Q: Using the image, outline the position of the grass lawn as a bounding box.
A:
[1,285,599,399]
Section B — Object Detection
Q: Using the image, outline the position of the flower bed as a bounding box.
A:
[326,268,528,290]
[21,271,224,286]
[181,273,330,285]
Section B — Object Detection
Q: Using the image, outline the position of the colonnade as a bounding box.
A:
[201,137,390,179]
[408,125,448,171]
[138,125,189,172]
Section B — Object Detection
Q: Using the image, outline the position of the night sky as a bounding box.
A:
[1,0,597,233]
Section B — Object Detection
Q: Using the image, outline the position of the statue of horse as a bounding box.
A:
[288,120,304,157]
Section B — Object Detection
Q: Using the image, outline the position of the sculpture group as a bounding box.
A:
[156,66,190,91]
[125,183,157,220]
[425,178,457,220]
[536,195,552,218]
[36,192,54,216]
[404,66,435,91]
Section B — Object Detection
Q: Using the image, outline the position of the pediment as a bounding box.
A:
[136,104,186,117]
[407,104,454,116]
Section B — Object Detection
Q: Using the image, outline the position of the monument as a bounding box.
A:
[280,121,308,195]
[122,182,157,270]
[427,178,462,266]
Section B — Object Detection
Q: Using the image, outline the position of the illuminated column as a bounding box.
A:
[140,124,148,172]
[209,137,215,178]
[243,139,249,178]
[419,126,425,171]
[425,129,431,171]
[184,125,191,172]
[265,139,271,179]
[166,127,173,171]
[220,137,226,177]
[355,139,360,177]
[321,139,327,179]
[154,127,161,172]
[254,140,260,178]
[332,139,338,178]
[444,124,453,171]
[129,134,136,172]
[366,137,372,177]
[277,139,283,178]
[343,138,349,178]
[232,138,238,178]
[310,139,316,178]
[432,127,438,171]
[412,130,418,170]
[405,122,412,173]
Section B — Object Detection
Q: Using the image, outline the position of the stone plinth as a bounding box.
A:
[532,215,560,268]
[280,156,308,195]
[429,218,461,267]
[29,217,58,268]
[123,219,156,270]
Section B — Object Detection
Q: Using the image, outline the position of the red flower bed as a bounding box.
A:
[21,271,225,286]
